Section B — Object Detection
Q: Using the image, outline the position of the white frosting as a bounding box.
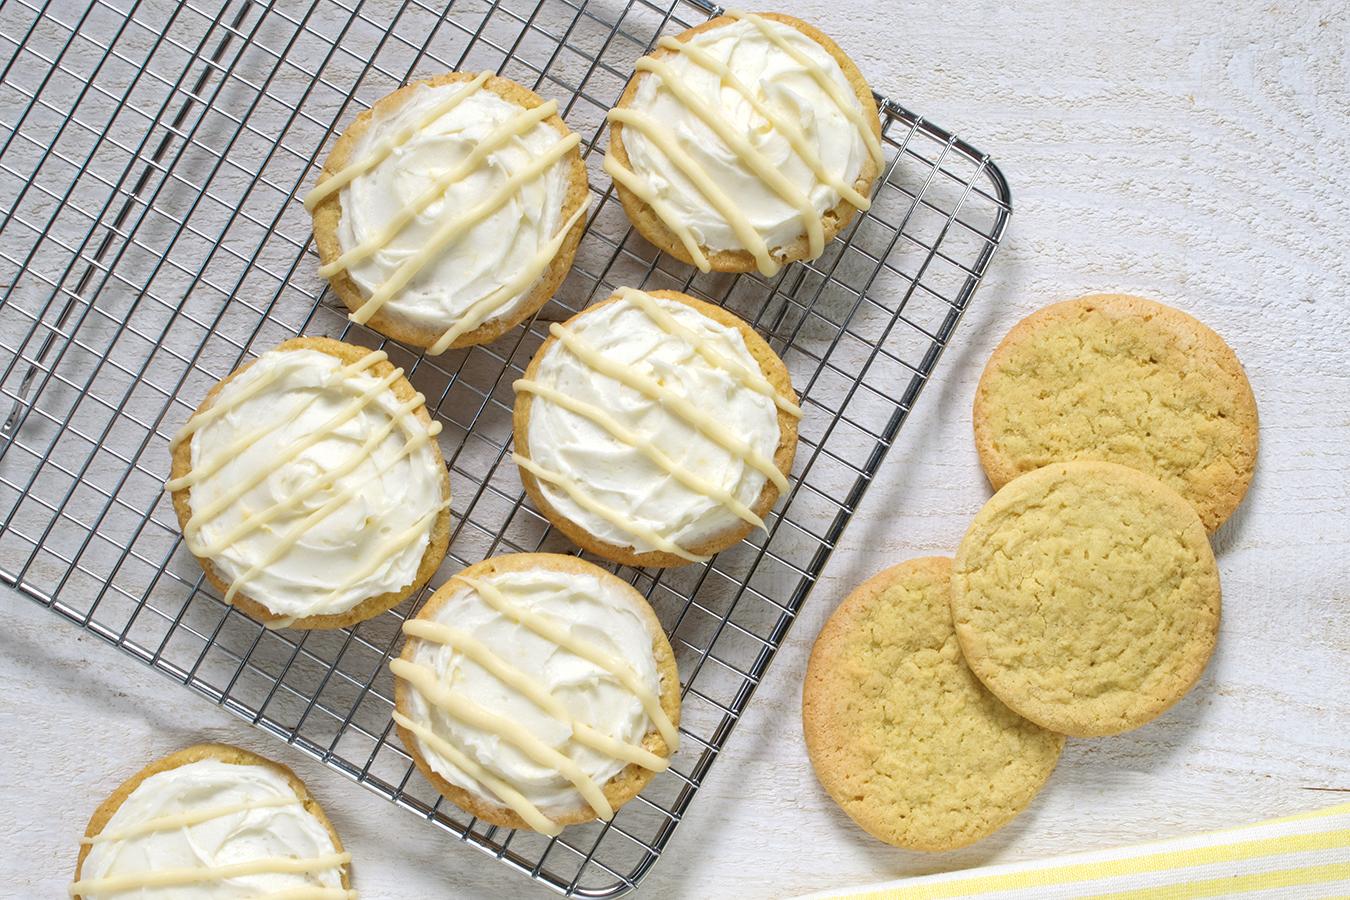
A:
[403,567,662,812]
[523,295,780,554]
[336,83,569,334]
[618,16,869,257]
[185,348,443,619]
[79,758,345,899]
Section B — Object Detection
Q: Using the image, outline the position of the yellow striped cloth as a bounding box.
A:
[796,802,1350,899]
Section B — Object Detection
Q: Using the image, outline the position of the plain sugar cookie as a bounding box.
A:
[951,461,1221,737]
[973,293,1258,531]
[803,557,1063,850]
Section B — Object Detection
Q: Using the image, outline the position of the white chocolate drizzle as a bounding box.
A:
[514,378,765,531]
[307,75,583,350]
[725,10,885,168]
[403,619,669,771]
[514,453,709,563]
[635,56,823,257]
[394,571,679,833]
[617,287,801,417]
[426,196,590,354]
[302,71,492,212]
[608,107,776,275]
[653,35,871,211]
[605,14,880,273]
[346,132,580,327]
[168,351,386,455]
[168,348,444,618]
[602,152,710,270]
[68,852,351,897]
[391,658,615,820]
[392,711,561,835]
[316,99,559,280]
[458,574,678,750]
[547,321,789,491]
[80,795,299,845]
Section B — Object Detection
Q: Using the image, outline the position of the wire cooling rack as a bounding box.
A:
[0,0,1009,895]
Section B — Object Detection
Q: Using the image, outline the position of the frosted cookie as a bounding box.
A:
[72,743,352,899]
[392,553,681,834]
[167,337,451,629]
[606,11,882,276]
[973,293,1259,531]
[804,558,1063,850]
[512,287,799,567]
[307,72,590,352]
[952,461,1222,737]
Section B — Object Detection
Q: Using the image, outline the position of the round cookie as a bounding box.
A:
[309,72,589,352]
[392,553,681,834]
[512,287,799,567]
[168,336,451,630]
[973,293,1259,531]
[73,743,351,899]
[606,12,882,276]
[803,557,1063,850]
[952,461,1221,737]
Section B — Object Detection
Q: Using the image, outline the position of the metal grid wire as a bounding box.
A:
[0,0,1009,895]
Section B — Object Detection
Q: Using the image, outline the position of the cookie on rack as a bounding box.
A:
[606,12,883,276]
[973,293,1259,531]
[307,72,590,353]
[392,552,681,834]
[951,461,1221,737]
[167,336,451,630]
[512,287,799,567]
[72,743,352,899]
[803,557,1063,850]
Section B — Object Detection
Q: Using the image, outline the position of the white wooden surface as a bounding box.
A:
[3,0,1349,897]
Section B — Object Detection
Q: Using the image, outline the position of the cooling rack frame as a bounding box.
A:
[0,0,1010,894]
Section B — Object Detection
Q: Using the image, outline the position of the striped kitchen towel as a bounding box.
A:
[797,802,1350,899]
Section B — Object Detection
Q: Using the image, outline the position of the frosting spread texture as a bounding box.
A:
[177,348,444,619]
[608,14,876,273]
[521,292,784,557]
[76,758,348,899]
[330,79,574,344]
[398,566,666,824]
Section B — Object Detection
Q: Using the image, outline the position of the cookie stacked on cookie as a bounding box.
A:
[804,293,1256,850]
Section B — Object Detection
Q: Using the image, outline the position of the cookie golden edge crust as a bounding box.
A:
[73,742,352,899]
[802,557,1063,851]
[512,290,799,567]
[608,13,882,273]
[168,336,452,630]
[310,72,590,351]
[951,460,1222,738]
[393,552,682,831]
[972,293,1260,532]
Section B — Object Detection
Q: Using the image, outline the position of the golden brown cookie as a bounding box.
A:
[309,72,589,351]
[168,336,451,630]
[393,552,681,832]
[952,461,1221,737]
[973,294,1258,531]
[607,12,881,274]
[512,288,799,567]
[803,557,1064,850]
[73,743,351,899]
